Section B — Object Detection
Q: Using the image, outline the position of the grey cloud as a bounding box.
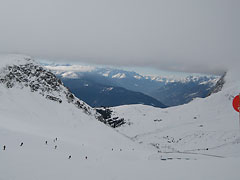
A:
[0,0,239,74]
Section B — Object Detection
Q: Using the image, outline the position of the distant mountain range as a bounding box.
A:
[61,78,167,108]
[45,64,219,107]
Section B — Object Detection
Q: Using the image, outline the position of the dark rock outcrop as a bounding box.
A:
[0,58,101,119]
[96,107,125,128]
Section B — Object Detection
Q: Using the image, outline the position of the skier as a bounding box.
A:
[20,142,23,146]
[45,141,48,145]
[3,145,6,150]
[68,155,72,159]
[54,145,57,149]
[85,156,88,160]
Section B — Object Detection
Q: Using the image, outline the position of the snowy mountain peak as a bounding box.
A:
[0,54,33,67]
[112,73,126,79]
[145,74,219,85]
[45,64,219,85]
[0,55,101,119]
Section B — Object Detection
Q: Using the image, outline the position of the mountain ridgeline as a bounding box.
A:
[46,65,219,107]
[0,59,94,115]
[61,78,167,108]
[0,56,128,128]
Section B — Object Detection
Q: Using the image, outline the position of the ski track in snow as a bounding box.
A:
[0,55,240,180]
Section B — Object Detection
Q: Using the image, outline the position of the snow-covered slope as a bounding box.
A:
[0,55,239,180]
[111,70,240,159]
[0,55,150,179]
[0,54,141,146]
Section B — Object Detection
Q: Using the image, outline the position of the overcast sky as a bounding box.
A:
[0,0,239,75]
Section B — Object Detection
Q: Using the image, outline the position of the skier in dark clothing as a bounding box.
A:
[3,145,6,150]
[20,142,23,146]
[54,145,57,149]
[68,155,72,159]
[45,141,48,145]
[85,156,88,160]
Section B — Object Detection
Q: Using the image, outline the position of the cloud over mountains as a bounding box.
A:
[45,65,95,73]
[0,0,239,74]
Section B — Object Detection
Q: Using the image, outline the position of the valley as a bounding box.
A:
[0,55,239,180]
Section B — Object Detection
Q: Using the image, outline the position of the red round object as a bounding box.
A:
[232,95,240,112]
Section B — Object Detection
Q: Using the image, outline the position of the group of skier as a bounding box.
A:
[1,137,90,160]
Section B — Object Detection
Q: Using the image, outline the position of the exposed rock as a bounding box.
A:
[208,72,226,96]
[46,95,62,103]
[0,58,102,121]
[96,107,125,128]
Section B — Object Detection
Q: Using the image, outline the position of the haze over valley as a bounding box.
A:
[0,0,239,179]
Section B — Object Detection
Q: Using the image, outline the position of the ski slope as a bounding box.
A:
[0,55,240,180]
[112,68,240,159]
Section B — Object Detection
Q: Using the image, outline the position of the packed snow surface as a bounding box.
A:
[112,70,240,159]
[0,55,239,180]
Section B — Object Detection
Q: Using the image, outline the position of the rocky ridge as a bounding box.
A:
[0,57,107,123]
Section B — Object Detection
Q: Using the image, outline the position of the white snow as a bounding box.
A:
[101,87,114,92]
[0,54,33,68]
[102,71,110,77]
[112,73,126,79]
[145,74,219,84]
[111,69,240,160]
[134,75,142,79]
[106,87,114,91]
[0,54,239,180]
[61,71,78,78]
